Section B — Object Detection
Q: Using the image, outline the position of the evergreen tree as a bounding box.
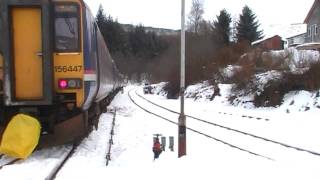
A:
[128,25,166,59]
[212,9,232,46]
[236,5,264,43]
[129,24,146,56]
[104,16,127,53]
[96,5,107,30]
[96,5,126,54]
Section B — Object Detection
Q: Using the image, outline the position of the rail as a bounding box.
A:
[128,88,273,160]
[134,89,320,157]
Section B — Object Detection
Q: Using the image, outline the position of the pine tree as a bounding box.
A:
[236,5,264,43]
[129,24,146,56]
[104,16,127,53]
[212,9,232,46]
[96,5,127,54]
[96,5,107,30]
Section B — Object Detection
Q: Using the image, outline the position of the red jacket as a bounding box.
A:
[153,142,161,151]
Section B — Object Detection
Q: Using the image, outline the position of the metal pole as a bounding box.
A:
[178,0,186,158]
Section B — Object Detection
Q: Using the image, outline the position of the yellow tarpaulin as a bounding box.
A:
[0,114,41,159]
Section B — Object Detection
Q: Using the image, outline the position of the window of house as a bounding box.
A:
[54,4,80,52]
[289,39,294,45]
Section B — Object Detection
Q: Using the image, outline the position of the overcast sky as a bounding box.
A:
[85,0,315,31]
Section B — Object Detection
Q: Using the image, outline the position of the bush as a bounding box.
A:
[253,62,320,107]
[284,62,320,91]
[253,81,286,107]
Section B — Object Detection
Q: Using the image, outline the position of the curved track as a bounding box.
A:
[135,89,320,157]
[129,88,320,161]
[128,89,273,160]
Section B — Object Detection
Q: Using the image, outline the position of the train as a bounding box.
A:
[0,0,123,147]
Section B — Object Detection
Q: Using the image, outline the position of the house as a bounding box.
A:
[251,35,285,51]
[304,0,320,43]
[287,33,306,47]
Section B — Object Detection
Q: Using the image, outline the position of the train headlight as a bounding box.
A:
[58,79,82,89]
[68,79,78,88]
[58,79,68,89]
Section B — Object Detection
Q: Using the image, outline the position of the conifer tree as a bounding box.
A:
[96,5,126,54]
[236,5,264,43]
[96,5,107,30]
[104,16,127,53]
[212,9,232,45]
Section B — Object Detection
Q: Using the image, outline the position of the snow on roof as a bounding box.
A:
[296,42,320,50]
[251,35,282,46]
[264,24,307,39]
[286,32,306,39]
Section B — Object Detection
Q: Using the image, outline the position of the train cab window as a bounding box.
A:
[54,4,80,52]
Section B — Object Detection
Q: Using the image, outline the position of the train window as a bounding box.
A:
[54,4,80,52]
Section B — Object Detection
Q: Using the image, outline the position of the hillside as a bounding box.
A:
[121,24,178,35]
[151,48,320,112]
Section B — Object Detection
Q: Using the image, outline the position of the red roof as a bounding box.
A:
[304,0,320,23]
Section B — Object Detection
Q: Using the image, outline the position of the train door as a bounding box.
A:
[1,0,52,106]
[12,8,43,100]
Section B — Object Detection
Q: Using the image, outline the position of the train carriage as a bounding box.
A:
[0,0,122,148]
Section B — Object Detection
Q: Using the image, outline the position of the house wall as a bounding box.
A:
[259,36,284,50]
[306,2,320,42]
[287,34,306,47]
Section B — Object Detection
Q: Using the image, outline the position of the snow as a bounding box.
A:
[251,35,283,46]
[264,23,307,39]
[296,42,320,50]
[261,48,320,73]
[1,85,320,180]
[251,23,307,47]
[220,65,242,79]
[185,81,214,101]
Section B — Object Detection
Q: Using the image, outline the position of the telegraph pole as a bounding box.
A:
[178,0,186,158]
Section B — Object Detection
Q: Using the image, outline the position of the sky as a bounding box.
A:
[84,0,315,30]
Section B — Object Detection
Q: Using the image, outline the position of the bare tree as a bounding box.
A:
[187,0,204,34]
[230,15,238,42]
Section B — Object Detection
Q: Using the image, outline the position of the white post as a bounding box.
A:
[178,0,186,158]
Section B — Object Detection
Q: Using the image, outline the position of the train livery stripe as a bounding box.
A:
[84,73,97,81]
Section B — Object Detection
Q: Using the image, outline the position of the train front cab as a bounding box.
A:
[0,0,91,147]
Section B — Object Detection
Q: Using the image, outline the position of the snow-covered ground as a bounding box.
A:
[1,85,320,180]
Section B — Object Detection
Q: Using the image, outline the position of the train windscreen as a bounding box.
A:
[54,4,80,52]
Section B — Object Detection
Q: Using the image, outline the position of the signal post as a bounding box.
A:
[178,0,186,158]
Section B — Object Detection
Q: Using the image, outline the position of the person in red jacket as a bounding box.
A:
[153,137,162,160]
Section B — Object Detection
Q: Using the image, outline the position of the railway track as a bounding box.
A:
[128,89,273,160]
[129,88,320,161]
[0,142,80,180]
[45,142,79,180]
[0,157,20,170]
[0,107,118,179]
